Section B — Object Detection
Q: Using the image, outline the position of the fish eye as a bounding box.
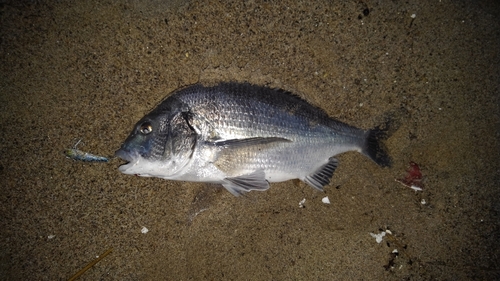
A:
[139,122,153,135]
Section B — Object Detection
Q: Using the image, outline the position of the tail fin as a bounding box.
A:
[362,118,397,167]
[364,126,391,167]
[363,109,407,167]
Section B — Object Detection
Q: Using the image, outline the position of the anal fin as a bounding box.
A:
[303,158,339,191]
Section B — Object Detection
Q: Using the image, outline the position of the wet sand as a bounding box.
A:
[1,0,499,280]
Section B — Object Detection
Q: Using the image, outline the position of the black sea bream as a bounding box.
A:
[115,82,391,196]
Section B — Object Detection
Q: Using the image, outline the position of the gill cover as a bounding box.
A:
[166,111,198,170]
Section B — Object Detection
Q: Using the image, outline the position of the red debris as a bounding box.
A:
[396,161,423,190]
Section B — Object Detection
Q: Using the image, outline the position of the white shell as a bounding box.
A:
[369,231,386,243]
[321,196,330,204]
[299,198,306,208]
[410,185,423,191]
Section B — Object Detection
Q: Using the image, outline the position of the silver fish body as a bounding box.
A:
[115,82,391,196]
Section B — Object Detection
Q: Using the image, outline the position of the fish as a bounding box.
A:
[64,140,109,162]
[115,82,392,196]
[64,149,109,162]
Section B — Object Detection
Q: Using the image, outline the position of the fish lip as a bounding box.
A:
[115,148,134,163]
[115,149,139,173]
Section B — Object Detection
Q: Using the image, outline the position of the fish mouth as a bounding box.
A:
[115,148,134,162]
[115,148,138,172]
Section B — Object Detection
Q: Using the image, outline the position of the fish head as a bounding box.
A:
[115,97,197,178]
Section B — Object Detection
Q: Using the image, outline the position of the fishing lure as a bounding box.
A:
[64,139,109,162]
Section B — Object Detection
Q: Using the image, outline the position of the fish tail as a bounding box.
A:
[363,109,408,167]
[362,119,394,167]
[363,127,391,167]
[64,149,83,160]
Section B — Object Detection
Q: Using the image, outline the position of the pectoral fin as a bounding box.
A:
[214,137,291,148]
[222,170,270,196]
[213,137,291,175]
[303,158,339,191]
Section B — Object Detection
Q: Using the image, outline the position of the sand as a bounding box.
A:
[1,0,499,280]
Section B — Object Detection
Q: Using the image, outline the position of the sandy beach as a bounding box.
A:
[1,0,499,279]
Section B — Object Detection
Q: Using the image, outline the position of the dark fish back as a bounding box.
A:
[172,82,359,136]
